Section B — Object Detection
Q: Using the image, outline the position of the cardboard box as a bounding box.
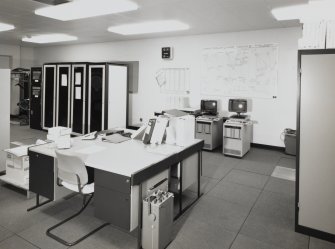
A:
[5,153,29,185]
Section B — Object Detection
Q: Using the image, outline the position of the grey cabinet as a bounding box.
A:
[297,50,335,242]
[94,169,132,231]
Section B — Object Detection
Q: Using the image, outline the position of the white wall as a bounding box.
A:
[0,69,10,171]
[0,44,35,115]
[20,47,35,68]
[0,44,35,69]
[34,27,301,147]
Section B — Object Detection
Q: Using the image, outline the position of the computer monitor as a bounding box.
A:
[228,99,247,115]
[201,100,217,115]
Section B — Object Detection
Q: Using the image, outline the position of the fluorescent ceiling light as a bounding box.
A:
[0,22,15,32]
[22,34,77,44]
[35,0,138,21]
[108,20,190,35]
[271,5,307,21]
[272,0,335,22]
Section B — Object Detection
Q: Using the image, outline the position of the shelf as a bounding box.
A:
[0,175,29,191]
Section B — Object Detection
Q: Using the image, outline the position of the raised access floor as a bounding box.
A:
[0,126,334,249]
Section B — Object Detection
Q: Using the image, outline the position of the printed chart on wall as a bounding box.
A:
[201,44,279,98]
[155,68,191,108]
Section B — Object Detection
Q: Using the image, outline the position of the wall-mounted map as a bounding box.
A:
[201,44,278,99]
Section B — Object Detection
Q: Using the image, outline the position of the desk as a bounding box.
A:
[28,137,203,248]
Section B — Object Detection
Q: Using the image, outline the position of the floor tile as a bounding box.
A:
[223,169,269,189]
[0,191,53,233]
[277,157,296,169]
[0,235,39,249]
[240,214,309,249]
[203,150,240,165]
[250,190,295,228]
[49,206,109,244]
[186,195,250,232]
[231,234,284,249]
[264,177,295,197]
[235,160,276,176]
[244,148,282,164]
[188,176,219,194]
[168,216,236,249]
[202,161,234,180]
[19,211,70,249]
[271,166,295,181]
[0,226,13,243]
[208,181,261,209]
[309,237,335,249]
[10,124,46,144]
[2,127,334,249]
[71,224,136,249]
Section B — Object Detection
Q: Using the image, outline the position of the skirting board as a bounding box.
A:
[296,224,335,243]
[251,143,285,152]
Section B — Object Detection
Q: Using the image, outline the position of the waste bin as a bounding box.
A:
[283,128,296,155]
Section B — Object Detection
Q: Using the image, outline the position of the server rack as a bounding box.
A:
[88,64,106,133]
[56,64,71,128]
[71,64,87,135]
[42,64,56,130]
[30,67,43,130]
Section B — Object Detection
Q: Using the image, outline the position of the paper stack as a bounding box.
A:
[47,126,72,149]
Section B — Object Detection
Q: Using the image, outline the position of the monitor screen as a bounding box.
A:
[229,99,247,113]
[201,100,217,115]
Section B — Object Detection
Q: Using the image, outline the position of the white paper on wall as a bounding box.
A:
[155,68,190,95]
[75,87,81,100]
[201,44,279,99]
[61,74,68,86]
[75,72,82,85]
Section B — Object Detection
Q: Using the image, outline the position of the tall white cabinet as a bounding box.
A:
[297,50,335,242]
[107,64,128,129]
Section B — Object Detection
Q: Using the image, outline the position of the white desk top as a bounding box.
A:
[29,137,202,177]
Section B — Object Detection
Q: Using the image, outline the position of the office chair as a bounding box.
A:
[46,150,109,246]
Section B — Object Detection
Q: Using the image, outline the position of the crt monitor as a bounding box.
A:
[201,100,217,115]
[228,99,247,114]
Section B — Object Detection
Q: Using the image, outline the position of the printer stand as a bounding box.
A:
[195,116,224,151]
[223,118,253,158]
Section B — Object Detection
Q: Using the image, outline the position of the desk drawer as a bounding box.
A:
[95,169,131,194]
[95,185,130,231]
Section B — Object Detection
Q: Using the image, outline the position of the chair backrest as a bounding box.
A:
[55,150,88,187]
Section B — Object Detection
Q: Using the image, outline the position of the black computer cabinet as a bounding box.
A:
[56,64,71,128]
[88,64,106,133]
[30,67,43,130]
[42,64,56,129]
[71,64,87,135]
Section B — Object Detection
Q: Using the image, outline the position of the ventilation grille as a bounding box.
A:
[224,148,241,156]
[203,143,211,149]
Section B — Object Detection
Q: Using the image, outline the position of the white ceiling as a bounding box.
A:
[0,0,307,47]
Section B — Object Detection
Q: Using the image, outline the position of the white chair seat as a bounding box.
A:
[62,182,95,194]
